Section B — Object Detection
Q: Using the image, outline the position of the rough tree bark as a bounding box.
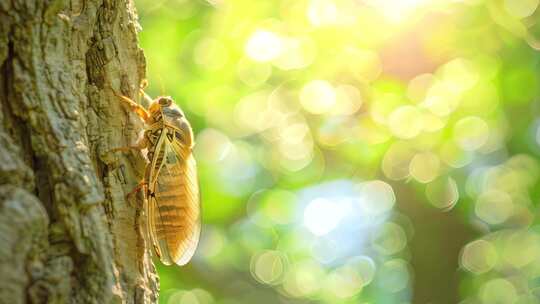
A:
[0,0,159,303]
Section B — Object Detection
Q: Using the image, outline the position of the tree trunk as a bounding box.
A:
[0,0,159,303]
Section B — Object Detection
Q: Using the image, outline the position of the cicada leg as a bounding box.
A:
[109,136,149,202]
[125,181,147,202]
[140,78,149,90]
[109,145,141,153]
[139,88,154,106]
[112,90,151,123]
[110,136,148,153]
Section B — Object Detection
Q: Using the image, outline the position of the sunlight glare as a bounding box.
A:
[245,30,283,62]
[300,80,337,114]
[303,198,346,236]
[364,0,430,21]
[307,0,339,27]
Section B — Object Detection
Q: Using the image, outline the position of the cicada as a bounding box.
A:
[112,86,201,266]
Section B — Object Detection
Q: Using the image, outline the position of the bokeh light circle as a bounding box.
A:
[250,250,288,285]
[409,152,440,183]
[300,80,337,114]
[425,177,459,210]
[480,279,518,304]
[475,190,514,225]
[453,116,490,151]
[388,106,424,139]
[504,0,539,18]
[460,239,498,274]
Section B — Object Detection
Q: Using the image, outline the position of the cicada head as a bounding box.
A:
[150,96,194,148]
[158,96,173,107]
[148,96,174,115]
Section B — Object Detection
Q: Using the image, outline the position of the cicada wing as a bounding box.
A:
[169,146,201,266]
[147,191,174,265]
[146,130,201,266]
[145,133,174,265]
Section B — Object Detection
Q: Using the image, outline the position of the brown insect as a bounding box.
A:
[112,85,201,266]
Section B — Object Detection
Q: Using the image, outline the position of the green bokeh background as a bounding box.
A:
[134,0,540,303]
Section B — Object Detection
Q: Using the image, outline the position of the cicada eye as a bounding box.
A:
[158,97,173,107]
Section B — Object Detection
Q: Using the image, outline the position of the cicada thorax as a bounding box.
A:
[144,98,200,266]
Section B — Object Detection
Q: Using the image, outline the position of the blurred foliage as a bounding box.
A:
[134,0,540,303]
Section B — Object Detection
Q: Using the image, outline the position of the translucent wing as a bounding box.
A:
[146,129,201,266]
